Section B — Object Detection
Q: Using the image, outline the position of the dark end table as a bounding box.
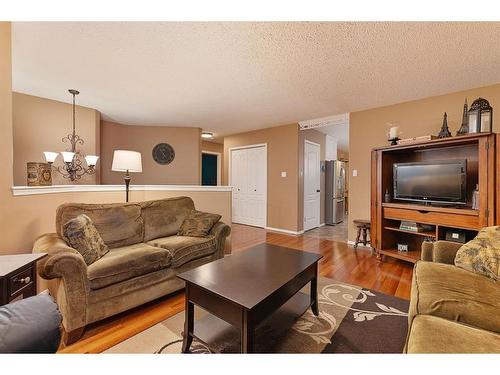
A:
[177,244,322,353]
[0,253,47,306]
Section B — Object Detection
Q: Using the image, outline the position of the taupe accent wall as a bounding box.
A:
[202,140,223,153]
[223,123,300,232]
[13,92,101,185]
[298,129,326,231]
[349,83,500,243]
[100,121,202,185]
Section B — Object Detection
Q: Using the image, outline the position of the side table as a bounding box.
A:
[0,253,47,306]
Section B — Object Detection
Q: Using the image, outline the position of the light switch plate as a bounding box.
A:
[281,171,287,178]
[353,169,358,177]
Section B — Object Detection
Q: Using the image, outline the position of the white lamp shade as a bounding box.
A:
[112,150,142,172]
[43,151,58,163]
[61,151,76,163]
[85,155,99,167]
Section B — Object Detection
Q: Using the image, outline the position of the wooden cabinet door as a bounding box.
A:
[370,150,380,250]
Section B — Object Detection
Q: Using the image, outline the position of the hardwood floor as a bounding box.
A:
[59,223,413,353]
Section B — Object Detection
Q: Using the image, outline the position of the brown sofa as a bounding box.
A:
[32,196,231,344]
[405,240,500,353]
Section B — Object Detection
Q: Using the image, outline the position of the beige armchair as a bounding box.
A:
[404,239,500,353]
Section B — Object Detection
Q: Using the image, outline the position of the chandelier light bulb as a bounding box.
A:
[43,151,58,164]
[61,151,76,163]
[85,155,99,167]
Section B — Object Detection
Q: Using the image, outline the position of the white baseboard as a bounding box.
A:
[266,226,304,236]
[319,223,325,227]
[347,240,373,249]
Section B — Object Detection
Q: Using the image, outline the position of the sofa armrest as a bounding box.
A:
[33,233,89,332]
[420,240,463,265]
[210,221,231,257]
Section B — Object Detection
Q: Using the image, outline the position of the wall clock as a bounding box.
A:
[152,143,175,165]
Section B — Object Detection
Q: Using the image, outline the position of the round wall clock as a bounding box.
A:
[152,143,175,165]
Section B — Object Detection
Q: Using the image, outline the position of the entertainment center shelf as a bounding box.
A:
[383,225,436,238]
[371,133,496,264]
[381,202,479,216]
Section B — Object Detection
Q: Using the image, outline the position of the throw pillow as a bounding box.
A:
[63,214,109,265]
[454,226,500,281]
[178,210,222,237]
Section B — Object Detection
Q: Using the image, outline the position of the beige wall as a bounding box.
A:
[202,140,223,154]
[13,92,101,185]
[349,83,500,242]
[3,189,231,255]
[0,23,231,254]
[202,140,224,175]
[298,129,326,231]
[223,123,300,232]
[100,121,202,185]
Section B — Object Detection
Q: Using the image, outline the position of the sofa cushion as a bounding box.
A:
[57,203,144,249]
[409,261,500,334]
[178,210,222,237]
[62,214,109,265]
[141,197,195,242]
[147,235,216,268]
[87,243,172,290]
[406,315,500,353]
[455,226,500,280]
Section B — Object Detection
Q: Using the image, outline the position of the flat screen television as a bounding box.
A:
[393,159,467,205]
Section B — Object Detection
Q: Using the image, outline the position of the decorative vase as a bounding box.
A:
[27,162,52,186]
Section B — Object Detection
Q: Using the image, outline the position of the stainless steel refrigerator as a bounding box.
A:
[325,160,346,225]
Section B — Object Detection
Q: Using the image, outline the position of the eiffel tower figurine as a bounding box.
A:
[438,112,452,138]
[456,98,469,136]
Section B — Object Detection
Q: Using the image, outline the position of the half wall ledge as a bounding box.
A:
[11,185,233,196]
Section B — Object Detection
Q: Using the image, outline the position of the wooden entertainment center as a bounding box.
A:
[371,133,496,263]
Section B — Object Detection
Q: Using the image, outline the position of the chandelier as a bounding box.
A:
[43,89,99,181]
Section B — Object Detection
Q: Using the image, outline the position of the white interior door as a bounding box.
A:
[230,145,266,227]
[231,149,244,224]
[304,141,321,231]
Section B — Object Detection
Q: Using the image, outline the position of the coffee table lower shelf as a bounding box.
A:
[186,291,311,353]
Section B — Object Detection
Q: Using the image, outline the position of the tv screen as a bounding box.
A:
[393,160,467,205]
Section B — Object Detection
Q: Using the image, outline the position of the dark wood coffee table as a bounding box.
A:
[177,243,322,353]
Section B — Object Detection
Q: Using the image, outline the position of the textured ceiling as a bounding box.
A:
[12,22,500,137]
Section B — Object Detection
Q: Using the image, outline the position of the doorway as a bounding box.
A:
[201,151,221,186]
[303,140,321,231]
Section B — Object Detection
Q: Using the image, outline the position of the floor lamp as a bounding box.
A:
[112,150,143,202]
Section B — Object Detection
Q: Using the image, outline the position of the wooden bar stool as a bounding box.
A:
[353,219,371,250]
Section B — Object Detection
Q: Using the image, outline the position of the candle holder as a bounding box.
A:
[388,137,400,146]
[387,124,400,146]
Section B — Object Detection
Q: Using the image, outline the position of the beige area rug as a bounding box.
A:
[105,277,409,354]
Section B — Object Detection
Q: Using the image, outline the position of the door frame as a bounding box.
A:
[201,150,221,186]
[303,139,321,231]
[228,143,268,228]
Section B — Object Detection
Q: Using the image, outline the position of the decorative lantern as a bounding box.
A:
[468,97,492,133]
